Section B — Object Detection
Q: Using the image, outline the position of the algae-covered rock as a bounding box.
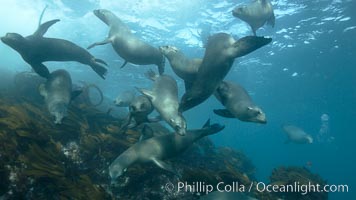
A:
[269,166,328,200]
[0,74,329,200]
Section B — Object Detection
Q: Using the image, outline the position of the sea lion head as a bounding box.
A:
[169,114,187,136]
[246,106,267,124]
[114,97,126,107]
[306,135,313,144]
[232,5,248,19]
[93,9,116,26]
[109,165,125,184]
[129,95,153,114]
[159,45,179,55]
[1,33,26,52]
[49,102,68,124]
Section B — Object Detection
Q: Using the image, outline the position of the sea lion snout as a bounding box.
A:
[232,6,245,17]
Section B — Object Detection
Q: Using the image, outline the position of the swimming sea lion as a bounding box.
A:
[1,19,108,79]
[88,9,165,74]
[120,95,159,132]
[179,33,271,112]
[214,81,266,124]
[138,70,187,135]
[114,90,136,107]
[232,0,275,36]
[39,69,82,124]
[282,125,313,144]
[109,119,224,181]
[159,45,202,90]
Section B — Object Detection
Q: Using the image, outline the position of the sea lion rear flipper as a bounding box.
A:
[71,90,83,101]
[95,58,108,66]
[120,61,128,68]
[137,88,155,101]
[267,13,276,28]
[89,60,108,79]
[148,115,162,123]
[31,63,50,78]
[87,38,111,49]
[33,19,60,37]
[202,119,211,128]
[233,36,272,58]
[213,109,235,118]
[144,69,159,81]
[152,158,180,177]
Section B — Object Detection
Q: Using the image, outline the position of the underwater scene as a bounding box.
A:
[0,0,355,199]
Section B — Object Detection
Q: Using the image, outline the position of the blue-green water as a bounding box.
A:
[0,0,355,199]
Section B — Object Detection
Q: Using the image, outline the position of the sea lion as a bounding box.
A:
[88,9,165,74]
[232,0,275,36]
[120,95,159,132]
[109,119,224,182]
[214,81,266,124]
[282,125,313,144]
[39,69,82,124]
[179,33,271,112]
[159,45,202,90]
[138,70,187,135]
[114,90,136,107]
[1,20,108,79]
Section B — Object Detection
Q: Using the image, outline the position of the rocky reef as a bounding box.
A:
[269,166,328,200]
[0,72,328,200]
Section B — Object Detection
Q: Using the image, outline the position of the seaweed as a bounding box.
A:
[0,74,328,200]
[268,166,328,200]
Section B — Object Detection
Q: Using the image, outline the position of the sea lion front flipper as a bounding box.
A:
[136,88,155,101]
[87,38,111,49]
[33,19,60,37]
[148,115,162,123]
[31,63,50,78]
[213,109,235,118]
[233,36,272,58]
[152,158,180,177]
[120,61,128,68]
[38,83,47,98]
[71,90,83,101]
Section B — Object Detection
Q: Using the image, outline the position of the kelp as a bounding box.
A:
[269,166,328,200]
[0,75,327,200]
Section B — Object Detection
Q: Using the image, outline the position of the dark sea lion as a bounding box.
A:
[109,119,224,182]
[214,81,266,124]
[1,20,108,79]
[39,69,82,124]
[282,125,313,144]
[138,70,186,135]
[159,45,202,91]
[119,95,159,132]
[88,9,165,74]
[232,0,275,35]
[179,33,271,112]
